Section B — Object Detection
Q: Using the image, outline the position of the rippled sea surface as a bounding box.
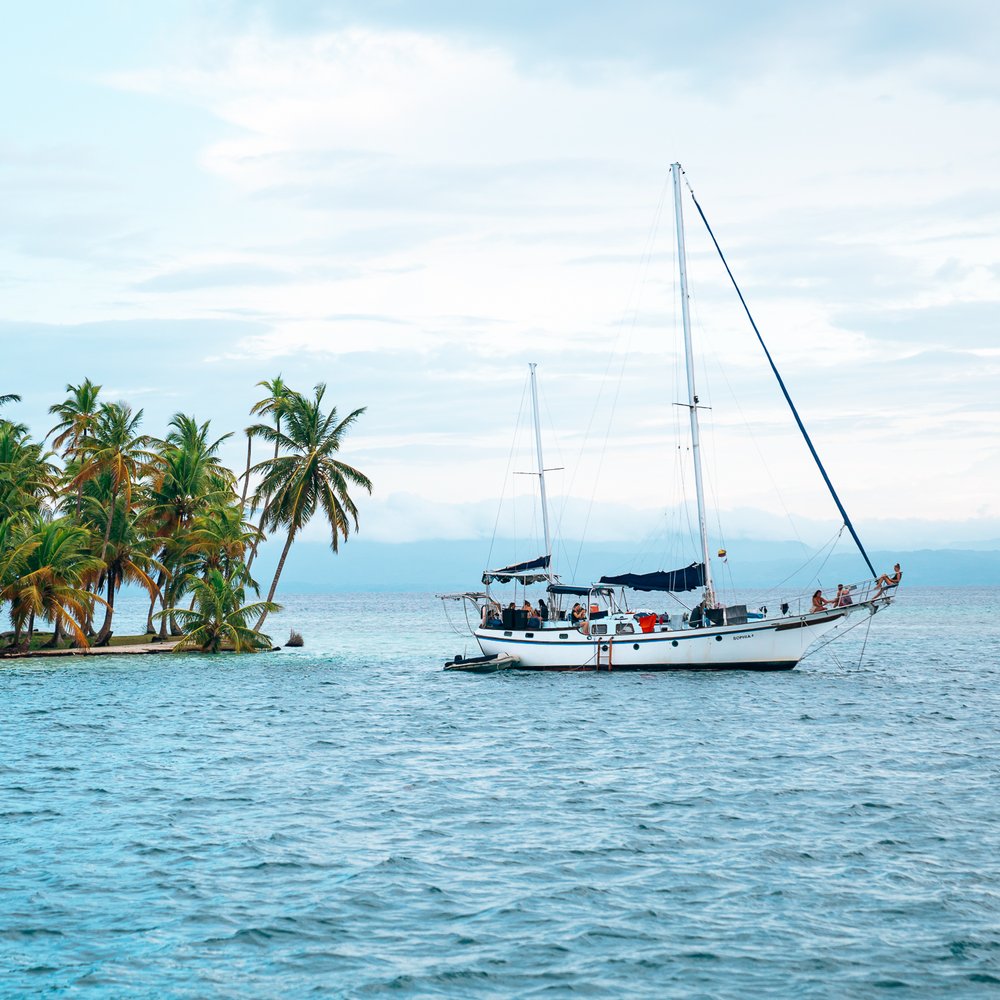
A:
[2,588,999,998]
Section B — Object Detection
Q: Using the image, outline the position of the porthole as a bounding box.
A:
[525,633,534,638]
[633,643,640,650]
[559,633,568,639]
[601,644,609,651]
[504,631,512,637]
[715,635,723,642]
[672,640,678,647]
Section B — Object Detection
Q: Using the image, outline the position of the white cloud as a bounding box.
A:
[6,11,1000,541]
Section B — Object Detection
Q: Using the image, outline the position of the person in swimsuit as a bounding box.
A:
[811,590,830,613]
[874,563,902,597]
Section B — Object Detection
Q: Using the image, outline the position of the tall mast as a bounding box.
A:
[528,362,553,568]
[671,162,715,607]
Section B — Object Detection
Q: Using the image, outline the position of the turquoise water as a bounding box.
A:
[2,589,999,997]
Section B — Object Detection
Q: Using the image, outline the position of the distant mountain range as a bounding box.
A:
[252,538,1000,592]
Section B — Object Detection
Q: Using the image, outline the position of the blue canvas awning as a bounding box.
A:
[599,563,705,593]
[546,583,613,597]
[482,554,551,585]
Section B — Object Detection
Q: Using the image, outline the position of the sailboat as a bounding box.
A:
[441,164,897,672]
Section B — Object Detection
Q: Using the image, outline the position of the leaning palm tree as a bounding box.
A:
[250,384,371,629]
[159,569,279,653]
[0,392,22,407]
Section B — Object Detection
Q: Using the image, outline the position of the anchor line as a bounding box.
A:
[856,607,875,671]
[798,605,881,664]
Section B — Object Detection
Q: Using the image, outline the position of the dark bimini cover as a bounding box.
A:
[482,554,551,585]
[599,562,705,593]
[546,583,614,597]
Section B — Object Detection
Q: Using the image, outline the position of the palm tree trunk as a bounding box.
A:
[74,429,88,518]
[255,527,294,631]
[26,610,35,646]
[240,433,253,509]
[95,572,116,646]
[44,614,64,648]
[76,578,99,644]
[246,502,268,572]
[146,567,167,633]
[98,488,116,567]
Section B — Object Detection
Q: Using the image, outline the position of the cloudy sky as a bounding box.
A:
[2,1,999,563]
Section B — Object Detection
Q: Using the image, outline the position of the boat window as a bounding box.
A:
[503,631,512,637]
[616,623,635,634]
[525,633,534,638]
[591,624,607,635]
[559,633,568,639]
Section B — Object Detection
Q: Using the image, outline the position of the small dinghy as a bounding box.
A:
[444,652,520,673]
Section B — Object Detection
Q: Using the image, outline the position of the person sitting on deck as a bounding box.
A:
[538,598,549,622]
[571,603,587,624]
[837,585,853,607]
[811,590,830,613]
[874,563,902,597]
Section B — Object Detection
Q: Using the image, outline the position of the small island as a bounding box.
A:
[0,378,370,656]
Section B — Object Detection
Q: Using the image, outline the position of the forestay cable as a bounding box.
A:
[683,172,878,581]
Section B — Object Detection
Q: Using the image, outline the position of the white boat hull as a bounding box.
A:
[475,605,868,671]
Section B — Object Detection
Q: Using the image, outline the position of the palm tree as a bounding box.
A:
[0,423,57,525]
[186,501,262,582]
[0,516,41,644]
[71,402,153,567]
[48,379,102,516]
[47,379,102,454]
[83,492,163,646]
[48,380,103,520]
[1,517,105,648]
[144,413,235,633]
[250,383,371,629]
[241,375,291,510]
[159,569,280,653]
[0,393,22,407]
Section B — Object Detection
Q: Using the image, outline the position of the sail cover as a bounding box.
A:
[482,554,551,585]
[599,562,705,592]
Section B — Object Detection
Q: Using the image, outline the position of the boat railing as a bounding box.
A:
[777,578,892,617]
